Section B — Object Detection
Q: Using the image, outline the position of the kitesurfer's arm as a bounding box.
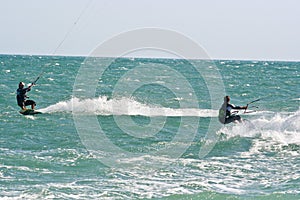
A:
[231,104,248,110]
[26,83,34,92]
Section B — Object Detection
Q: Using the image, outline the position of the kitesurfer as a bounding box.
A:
[218,96,248,124]
[16,82,36,110]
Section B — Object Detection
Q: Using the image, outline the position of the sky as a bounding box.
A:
[1,0,300,61]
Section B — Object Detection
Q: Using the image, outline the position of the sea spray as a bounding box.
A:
[220,110,300,156]
[38,96,219,117]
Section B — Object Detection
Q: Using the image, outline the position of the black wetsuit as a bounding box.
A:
[16,87,36,109]
[219,103,243,124]
[223,103,242,124]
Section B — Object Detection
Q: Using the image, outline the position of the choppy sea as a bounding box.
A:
[0,54,299,199]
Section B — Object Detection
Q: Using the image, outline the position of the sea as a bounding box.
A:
[0,54,299,199]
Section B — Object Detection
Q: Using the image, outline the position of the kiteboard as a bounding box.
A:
[19,109,42,115]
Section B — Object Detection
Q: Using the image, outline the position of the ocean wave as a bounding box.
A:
[220,109,300,155]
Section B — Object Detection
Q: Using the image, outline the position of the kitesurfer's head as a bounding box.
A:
[19,82,25,89]
[224,95,230,103]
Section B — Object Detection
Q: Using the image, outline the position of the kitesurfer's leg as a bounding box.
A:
[224,116,234,124]
[229,115,242,123]
[25,100,36,110]
[18,101,26,110]
[225,115,242,124]
[234,115,242,123]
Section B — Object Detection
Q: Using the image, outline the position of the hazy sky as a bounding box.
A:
[1,0,300,61]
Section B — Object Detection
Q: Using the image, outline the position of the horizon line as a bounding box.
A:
[0,52,299,63]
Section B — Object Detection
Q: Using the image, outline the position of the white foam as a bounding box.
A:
[221,109,300,155]
[254,111,300,152]
[38,96,219,117]
[25,115,36,120]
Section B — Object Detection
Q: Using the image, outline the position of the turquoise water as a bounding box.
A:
[0,54,299,199]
